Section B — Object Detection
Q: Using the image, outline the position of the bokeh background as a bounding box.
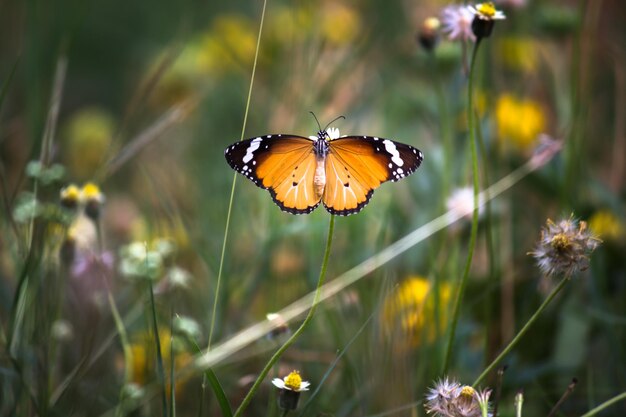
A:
[0,0,625,416]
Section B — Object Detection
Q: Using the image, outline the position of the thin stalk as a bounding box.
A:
[232,215,335,417]
[208,0,268,350]
[200,1,267,413]
[472,275,569,386]
[580,392,626,417]
[475,109,497,367]
[148,277,168,417]
[442,38,482,374]
[546,378,577,417]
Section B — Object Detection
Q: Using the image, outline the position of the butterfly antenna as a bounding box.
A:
[323,115,346,132]
[309,111,322,132]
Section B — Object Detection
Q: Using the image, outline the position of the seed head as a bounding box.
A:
[529,216,601,278]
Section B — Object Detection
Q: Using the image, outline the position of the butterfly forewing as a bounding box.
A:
[322,136,424,215]
[224,135,322,214]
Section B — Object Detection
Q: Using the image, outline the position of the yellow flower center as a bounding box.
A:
[460,385,476,398]
[82,182,103,201]
[61,184,81,203]
[551,233,572,251]
[477,2,497,17]
[284,371,302,390]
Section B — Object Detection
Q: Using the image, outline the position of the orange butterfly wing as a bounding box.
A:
[224,135,322,214]
[323,136,423,215]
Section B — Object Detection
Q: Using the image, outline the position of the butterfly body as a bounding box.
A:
[224,130,423,216]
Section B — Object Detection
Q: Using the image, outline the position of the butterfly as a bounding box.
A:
[224,126,423,216]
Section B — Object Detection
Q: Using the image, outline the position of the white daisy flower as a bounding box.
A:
[271,370,311,392]
[469,2,506,20]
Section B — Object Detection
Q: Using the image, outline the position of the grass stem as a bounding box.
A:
[442,37,482,374]
[472,275,569,386]
[580,391,626,417]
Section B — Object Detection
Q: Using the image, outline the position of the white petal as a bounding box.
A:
[299,381,311,391]
[327,127,340,140]
[271,379,285,389]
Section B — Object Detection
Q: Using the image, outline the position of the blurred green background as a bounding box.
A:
[0,0,625,415]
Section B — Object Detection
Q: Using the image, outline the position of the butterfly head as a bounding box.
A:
[317,130,329,141]
[317,127,341,141]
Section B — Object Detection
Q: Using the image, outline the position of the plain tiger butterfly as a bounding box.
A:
[224,120,423,216]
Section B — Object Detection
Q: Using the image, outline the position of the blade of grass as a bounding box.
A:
[580,392,626,417]
[297,310,376,416]
[443,37,482,375]
[200,0,267,413]
[169,310,176,417]
[203,368,233,417]
[147,274,168,417]
[208,0,268,350]
[189,337,233,417]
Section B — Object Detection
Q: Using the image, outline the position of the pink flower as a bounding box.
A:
[441,5,476,42]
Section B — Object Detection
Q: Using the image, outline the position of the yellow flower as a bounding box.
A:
[81,182,105,221]
[81,182,104,204]
[63,108,115,179]
[320,4,361,46]
[381,276,451,350]
[196,15,257,76]
[60,184,82,209]
[127,329,191,392]
[496,94,546,152]
[267,5,314,45]
[498,37,538,73]
[589,210,624,242]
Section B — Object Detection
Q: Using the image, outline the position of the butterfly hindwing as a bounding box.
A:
[322,136,424,215]
[224,135,322,214]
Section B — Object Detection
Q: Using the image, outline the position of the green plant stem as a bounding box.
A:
[442,38,482,375]
[148,278,168,417]
[580,392,626,417]
[233,215,335,417]
[472,275,569,386]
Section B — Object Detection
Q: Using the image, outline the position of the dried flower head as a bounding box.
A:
[441,5,476,42]
[425,378,492,417]
[530,216,601,277]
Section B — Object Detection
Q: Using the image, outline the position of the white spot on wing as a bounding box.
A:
[383,140,404,167]
[243,138,262,164]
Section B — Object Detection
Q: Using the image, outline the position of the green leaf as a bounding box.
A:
[203,368,233,417]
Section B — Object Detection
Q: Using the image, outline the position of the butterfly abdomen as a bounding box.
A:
[313,157,326,199]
